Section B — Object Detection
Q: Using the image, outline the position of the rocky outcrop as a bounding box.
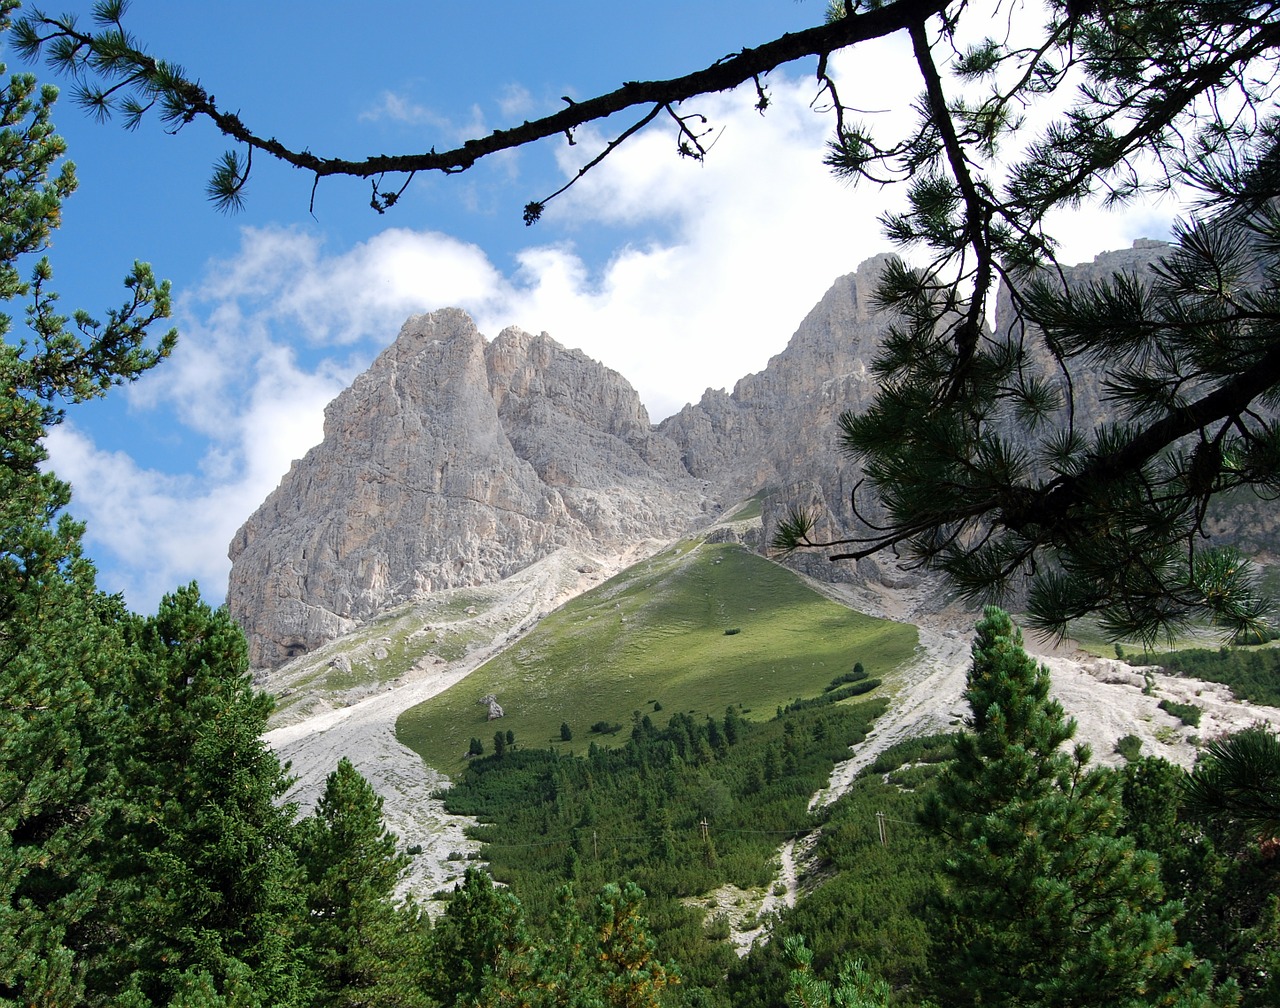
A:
[227,309,708,668]
[657,254,899,584]
[234,242,1253,669]
[659,255,891,493]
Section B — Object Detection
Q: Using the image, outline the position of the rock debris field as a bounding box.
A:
[264,551,1280,925]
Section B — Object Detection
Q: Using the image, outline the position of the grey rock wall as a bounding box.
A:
[227,309,709,667]
[231,242,1246,669]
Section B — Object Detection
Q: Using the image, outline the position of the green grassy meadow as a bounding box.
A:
[396,540,918,774]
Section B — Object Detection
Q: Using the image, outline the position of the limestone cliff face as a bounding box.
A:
[231,242,1246,669]
[658,254,899,583]
[660,255,891,491]
[229,257,948,667]
[227,309,707,667]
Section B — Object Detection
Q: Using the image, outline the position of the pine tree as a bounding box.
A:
[477,881,676,1008]
[0,537,130,1005]
[591,881,676,1008]
[921,607,1228,1008]
[424,867,528,1007]
[0,1,172,998]
[477,884,596,1008]
[1183,726,1280,838]
[97,586,307,1007]
[295,757,432,1008]
[1121,754,1280,1008]
[783,935,891,1008]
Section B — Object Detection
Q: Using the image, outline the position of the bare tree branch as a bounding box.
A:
[21,0,951,185]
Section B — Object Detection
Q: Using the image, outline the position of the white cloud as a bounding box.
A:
[48,339,347,610]
[50,59,1183,614]
[48,423,265,609]
[358,91,450,128]
[359,90,490,145]
[497,83,536,120]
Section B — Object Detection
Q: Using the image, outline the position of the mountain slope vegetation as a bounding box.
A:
[395,539,919,773]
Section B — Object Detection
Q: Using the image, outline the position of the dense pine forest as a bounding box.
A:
[433,613,1280,1008]
[12,551,1280,1006]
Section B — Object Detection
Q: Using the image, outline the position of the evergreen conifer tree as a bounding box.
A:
[1122,754,1280,1008]
[783,935,890,1008]
[0,1,172,999]
[477,881,676,1008]
[424,867,528,1007]
[1183,726,1280,838]
[921,607,1228,1008]
[0,537,130,1005]
[99,586,307,1007]
[295,757,432,1008]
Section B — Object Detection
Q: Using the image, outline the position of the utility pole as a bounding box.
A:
[876,810,887,846]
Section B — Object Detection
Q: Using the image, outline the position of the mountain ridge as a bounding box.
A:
[228,244,1205,670]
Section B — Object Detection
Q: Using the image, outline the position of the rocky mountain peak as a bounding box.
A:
[228,243,1213,670]
[227,262,902,669]
[227,309,710,668]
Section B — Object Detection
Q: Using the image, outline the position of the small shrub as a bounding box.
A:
[1158,698,1202,727]
[590,720,622,735]
[785,678,881,712]
[771,882,787,897]
[863,732,957,776]
[1114,734,1142,761]
[724,627,741,636]
[823,667,870,692]
[1154,725,1180,745]
[704,914,732,941]
[888,763,945,789]
[405,844,424,856]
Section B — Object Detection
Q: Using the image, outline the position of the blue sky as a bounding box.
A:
[15,1,1184,613]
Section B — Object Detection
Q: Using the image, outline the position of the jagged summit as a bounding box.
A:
[227,308,713,667]
[228,246,1186,670]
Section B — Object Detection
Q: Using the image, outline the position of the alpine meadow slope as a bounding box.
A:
[247,253,1280,927]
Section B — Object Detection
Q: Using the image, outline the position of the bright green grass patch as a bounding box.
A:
[269,590,496,719]
[396,542,918,774]
[722,490,770,523]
